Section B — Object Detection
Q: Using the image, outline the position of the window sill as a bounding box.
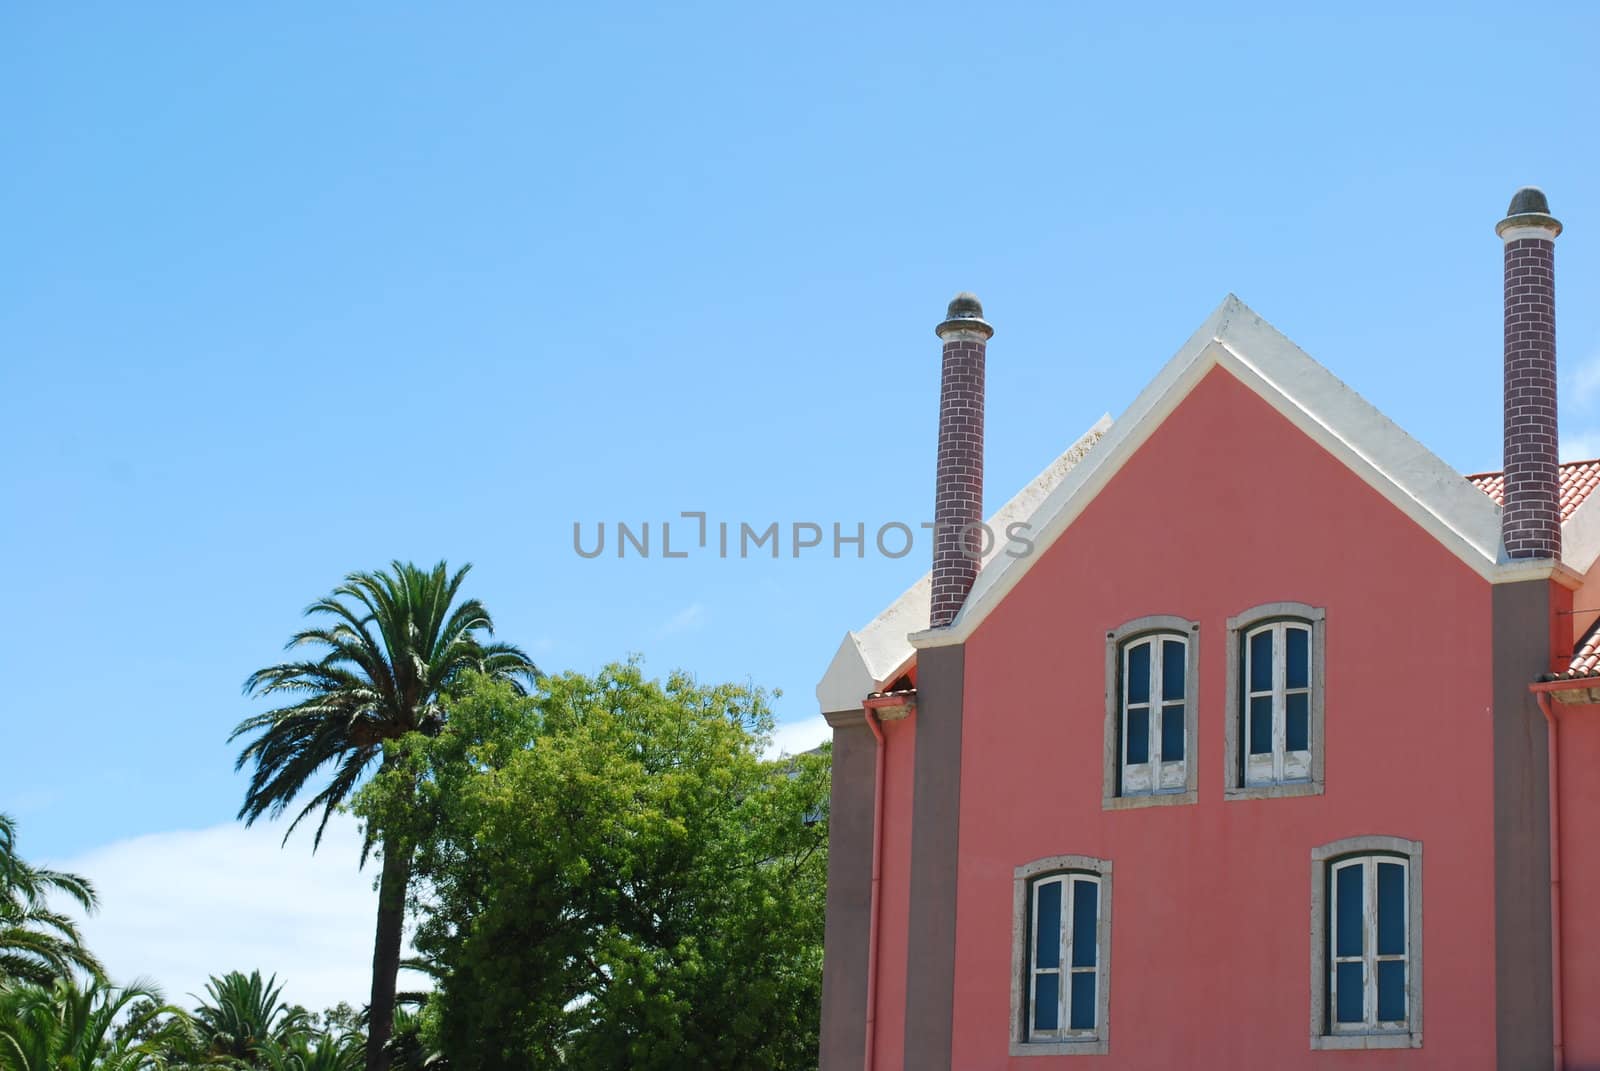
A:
[1011,1037,1109,1056]
[1312,1031,1421,1050]
[1225,780,1323,802]
[1103,789,1197,811]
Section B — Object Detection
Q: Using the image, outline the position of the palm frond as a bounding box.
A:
[0,815,104,988]
[230,560,533,850]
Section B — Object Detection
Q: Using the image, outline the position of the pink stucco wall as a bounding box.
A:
[871,714,916,1069]
[1555,703,1600,1067]
[948,368,1498,1067]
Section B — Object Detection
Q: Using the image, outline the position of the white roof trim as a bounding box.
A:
[912,295,1513,649]
[1562,488,1600,576]
[814,416,1112,713]
[1498,558,1584,590]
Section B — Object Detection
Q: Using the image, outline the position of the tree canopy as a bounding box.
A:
[0,977,192,1071]
[7,561,832,1071]
[356,664,830,1070]
[189,970,311,1065]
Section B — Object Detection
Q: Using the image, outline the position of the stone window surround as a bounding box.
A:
[1010,855,1113,1057]
[1102,615,1201,810]
[1309,835,1424,1050]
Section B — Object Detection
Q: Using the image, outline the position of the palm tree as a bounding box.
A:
[0,813,104,986]
[384,1007,443,1071]
[190,970,310,1064]
[257,1032,365,1071]
[0,976,193,1071]
[231,561,536,1071]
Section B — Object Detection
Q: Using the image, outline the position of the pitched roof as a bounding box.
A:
[1466,459,1600,523]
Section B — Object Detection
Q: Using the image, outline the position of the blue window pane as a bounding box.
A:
[1335,864,1364,958]
[1335,962,1365,1023]
[1377,961,1406,1022]
[1126,642,1150,704]
[1162,639,1185,700]
[1126,708,1149,765]
[1249,630,1274,692]
[1377,863,1405,956]
[1162,703,1185,761]
[1069,972,1096,1030]
[1034,880,1061,969]
[1071,880,1098,967]
[1286,693,1309,752]
[1286,627,1310,689]
[1249,697,1273,755]
[1033,972,1059,1031]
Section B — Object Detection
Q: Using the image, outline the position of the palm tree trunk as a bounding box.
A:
[365,839,410,1071]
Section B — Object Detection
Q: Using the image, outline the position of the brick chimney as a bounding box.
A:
[1496,187,1563,560]
[931,292,991,628]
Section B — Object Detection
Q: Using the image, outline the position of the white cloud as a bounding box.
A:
[764,713,830,759]
[656,603,707,638]
[49,815,384,1013]
[1551,345,1600,461]
[1562,430,1600,463]
[1570,349,1600,410]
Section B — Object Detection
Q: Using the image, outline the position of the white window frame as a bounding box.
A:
[1243,620,1313,786]
[1310,836,1423,1050]
[1027,875,1099,1042]
[1010,856,1112,1056]
[1225,603,1326,800]
[1103,617,1199,810]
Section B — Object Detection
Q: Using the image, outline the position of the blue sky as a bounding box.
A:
[4,3,1599,1006]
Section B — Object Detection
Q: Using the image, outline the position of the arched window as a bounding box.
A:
[1310,836,1423,1049]
[1103,616,1199,810]
[1225,603,1327,799]
[1010,856,1112,1055]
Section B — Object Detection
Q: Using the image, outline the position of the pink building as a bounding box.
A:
[817,189,1600,1069]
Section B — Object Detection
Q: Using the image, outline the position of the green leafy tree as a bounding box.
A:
[0,813,104,986]
[385,1006,443,1071]
[313,1002,363,1039]
[0,977,193,1071]
[190,970,310,1064]
[231,562,536,1071]
[357,665,829,1071]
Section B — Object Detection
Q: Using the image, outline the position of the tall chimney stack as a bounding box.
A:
[931,292,991,628]
[1497,187,1563,560]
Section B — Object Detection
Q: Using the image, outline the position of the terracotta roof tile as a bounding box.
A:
[1554,620,1600,680]
[1466,459,1600,523]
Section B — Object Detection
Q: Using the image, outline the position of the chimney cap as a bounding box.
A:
[1508,186,1551,215]
[946,291,983,320]
[937,291,994,340]
[1497,186,1562,239]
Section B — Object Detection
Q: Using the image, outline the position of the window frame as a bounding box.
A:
[1102,616,1200,810]
[1309,836,1423,1050]
[1010,855,1113,1056]
[1243,619,1314,785]
[1224,602,1326,800]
